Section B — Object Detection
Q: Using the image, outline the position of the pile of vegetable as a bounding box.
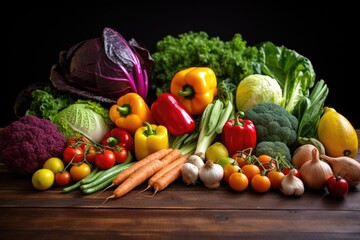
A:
[2,28,359,200]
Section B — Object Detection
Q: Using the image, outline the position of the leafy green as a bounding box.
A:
[52,100,114,143]
[150,31,258,93]
[256,41,316,113]
[25,86,75,121]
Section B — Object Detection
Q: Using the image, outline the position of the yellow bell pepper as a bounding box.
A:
[109,92,155,135]
[134,122,169,160]
[170,67,217,115]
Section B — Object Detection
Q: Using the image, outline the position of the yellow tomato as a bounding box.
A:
[32,169,54,190]
[317,107,358,158]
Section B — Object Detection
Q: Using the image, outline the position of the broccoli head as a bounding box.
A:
[255,141,291,163]
[244,102,298,147]
[0,116,66,176]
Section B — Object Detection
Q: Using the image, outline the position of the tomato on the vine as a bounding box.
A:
[66,136,90,150]
[113,147,128,164]
[84,145,97,163]
[228,172,248,192]
[257,154,277,171]
[267,170,285,190]
[241,164,261,183]
[70,163,91,181]
[232,152,250,168]
[95,149,116,169]
[223,164,241,183]
[55,171,71,186]
[63,146,84,163]
[251,174,271,193]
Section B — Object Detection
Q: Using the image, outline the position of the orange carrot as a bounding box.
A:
[160,149,182,165]
[138,155,188,194]
[106,159,165,200]
[152,161,185,196]
[111,148,172,186]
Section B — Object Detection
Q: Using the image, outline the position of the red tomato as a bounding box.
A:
[282,168,301,179]
[257,154,277,171]
[63,146,84,163]
[70,163,91,181]
[113,147,128,164]
[325,175,349,197]
[66,136,90,150]
[55,171,71,186]
[95,149,116,169]
[84,146,97,163]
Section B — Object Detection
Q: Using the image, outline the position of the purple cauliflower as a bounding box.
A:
[0,116,66,176]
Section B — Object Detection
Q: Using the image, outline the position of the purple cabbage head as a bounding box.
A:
[50,27,153,103]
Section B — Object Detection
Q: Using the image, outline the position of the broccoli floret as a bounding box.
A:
[255,141,291,163]
[0,116,66,176]
[244,102,298,147]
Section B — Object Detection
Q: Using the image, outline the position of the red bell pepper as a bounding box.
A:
[151,93,196,136]
[221,112,257,157]
[101,127,134,153]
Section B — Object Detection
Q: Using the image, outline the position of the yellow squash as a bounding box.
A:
[317,107,358,158]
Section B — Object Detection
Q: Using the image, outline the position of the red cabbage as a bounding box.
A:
[50,27,153,103]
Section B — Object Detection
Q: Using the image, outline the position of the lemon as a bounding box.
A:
[205,142,229,162]
[32,169,55,190]
[317,107,358,158]
[43,157,65,174]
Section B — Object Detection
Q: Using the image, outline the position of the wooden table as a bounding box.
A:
[1,132,359,239]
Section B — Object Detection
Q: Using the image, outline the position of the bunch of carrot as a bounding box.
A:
[102,148,188,202]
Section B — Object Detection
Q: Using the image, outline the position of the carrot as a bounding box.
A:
[108,148,172,187]
[160,149,182,165]
[151,161,185,196]
[137,155,188,194]
[106,159,165,201]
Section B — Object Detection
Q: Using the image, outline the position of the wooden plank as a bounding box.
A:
[0,208,359,240]
[1,180,359,210]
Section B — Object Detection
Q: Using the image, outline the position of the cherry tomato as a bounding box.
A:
[325,175,349,197]
[55,171,71,186]
[282,168,301,179]
[223,164,241,183]
[228,172,248,192]
[241,164,261,183]
[95,149,116,169]
[84,146,97,163]
[113,147,128,164]
[63,146,84,163]
[267,170,285,190]
[70,163,91,181]
[257,154,277,171]
[251,174,271,193]
[66,136,91,150]
[232,152,250,168]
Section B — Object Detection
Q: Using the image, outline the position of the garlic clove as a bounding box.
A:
[181,162,199,185]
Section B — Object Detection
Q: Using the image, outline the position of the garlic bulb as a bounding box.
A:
[281,169,304,196]
[187,155,205,170]
[181,163,199,185]
[199,160,224,189]
[300,148,333,190]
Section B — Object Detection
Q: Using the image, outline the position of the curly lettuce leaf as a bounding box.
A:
[256,41,316,113]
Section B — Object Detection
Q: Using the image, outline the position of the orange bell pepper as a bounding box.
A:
[109,92,155,135]
[170,67,217,115]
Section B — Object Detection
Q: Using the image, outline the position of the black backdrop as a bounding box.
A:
[5,5,358,128]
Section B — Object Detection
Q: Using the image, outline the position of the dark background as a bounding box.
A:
[5,5,358,128]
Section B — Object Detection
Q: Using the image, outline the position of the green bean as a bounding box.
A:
[80,168,104,184]
[80,162,134,190]
[81,176,114,194]
[63,167,99,193]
